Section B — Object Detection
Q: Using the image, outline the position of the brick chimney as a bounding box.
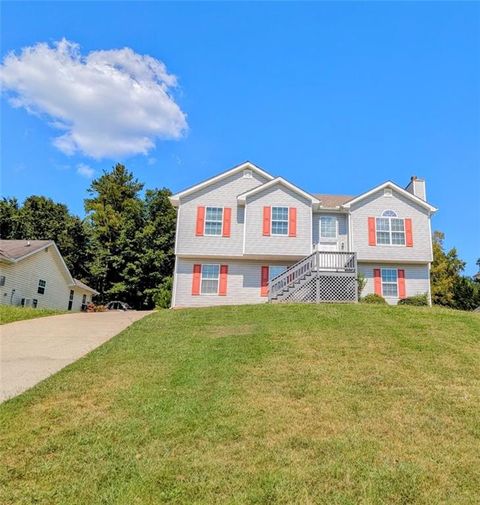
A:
[405,175,426,201]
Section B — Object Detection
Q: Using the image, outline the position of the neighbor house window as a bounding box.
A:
[269,265,287,281]
[320,216,337,239]
[381,268,398,297]
[37,279,46,295]
[32,299,38,308]
[0,275,5,286]
[271,207,289,235]
[204,207,223,236]
[201,264,220,294]
[376,210,405,245]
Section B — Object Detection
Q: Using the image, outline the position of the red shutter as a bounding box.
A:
[192,264,201,295]
[368,217,376,246]
[289,207,297,237]
[405,219,413,247]
[260,266,269,297]
[195,207,205,236]
[263,207,271,236]
[373,268,382,295]
[223,208,231,237]
[398,269,406,299]
[219,265,228,296]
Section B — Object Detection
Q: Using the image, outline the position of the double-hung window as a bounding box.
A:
[320,216,337,239]
[381,268,398,297]
[376,211,405,245]
[205,207,223,236]
[271,207,289,235]
[201,264,220,294]
[37,279,46,295]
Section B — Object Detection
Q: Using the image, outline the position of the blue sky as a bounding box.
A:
[1,2,479,274]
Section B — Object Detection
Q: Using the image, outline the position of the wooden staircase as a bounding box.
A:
[268,250,358,303]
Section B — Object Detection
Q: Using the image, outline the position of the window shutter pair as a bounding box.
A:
[262,207,297,237]
[373,268,406,298]
[195,207,231,237]
[368,217,413,247]
[191,264,228,296]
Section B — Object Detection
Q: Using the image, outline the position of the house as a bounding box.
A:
[0,240,97,311]
[169,162,437,307]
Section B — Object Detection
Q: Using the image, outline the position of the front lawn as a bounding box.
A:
[0,305,64,325]
[1,304,479,504]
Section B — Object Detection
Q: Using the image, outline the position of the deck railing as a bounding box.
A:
[268,249,357,301]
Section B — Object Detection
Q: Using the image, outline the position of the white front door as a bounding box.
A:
[318,216,339,251]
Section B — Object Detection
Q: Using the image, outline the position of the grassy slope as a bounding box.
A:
[0,304,479,504]
[0,305,64,325]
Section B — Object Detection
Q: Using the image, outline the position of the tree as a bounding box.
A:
[85,163,145,304]
[452,276,480,311]
[431,231,465,306]
[84,164,176,308]
[0,195,90,279]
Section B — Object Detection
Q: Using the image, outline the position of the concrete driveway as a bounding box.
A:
[0,311,152,402]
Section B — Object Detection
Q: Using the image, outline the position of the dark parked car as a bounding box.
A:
[106,301,132,311]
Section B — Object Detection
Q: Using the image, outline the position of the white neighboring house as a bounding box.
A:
[170,161,438,307]
[0,240,98,311]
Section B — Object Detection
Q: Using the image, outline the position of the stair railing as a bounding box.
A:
[268,252,317,301]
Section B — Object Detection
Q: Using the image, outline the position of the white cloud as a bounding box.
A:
[76,163,94,178]
[0,39,188,159]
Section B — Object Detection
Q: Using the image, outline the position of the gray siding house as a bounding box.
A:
[170,162,437,307]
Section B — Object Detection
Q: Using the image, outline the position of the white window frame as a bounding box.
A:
[204,207,224,236]
[37,279,46,295]
[271,206,289,236]
[376,210,406,246]
[200,264,220,295]
[381,268,398,298]
[269,265,287,282]
[319,216,338,241]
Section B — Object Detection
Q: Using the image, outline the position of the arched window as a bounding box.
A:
[376,211,405,245]
[382,210,397,217]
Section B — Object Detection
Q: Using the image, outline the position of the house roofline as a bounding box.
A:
[342,181,438,213]
[237,177,320,205]
[169,161,274,206]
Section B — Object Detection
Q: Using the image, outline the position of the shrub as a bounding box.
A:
[154,277,173,309]
[361,294,387,304]
[398,294,429,306]
[357,273,367,298]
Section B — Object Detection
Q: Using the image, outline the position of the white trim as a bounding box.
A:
[200,263,220,295]
[376,216,406,246]
[271,206,289,236]
[237,177,320,204]
[381,267,399,298]
[242,204,247,254]
[174,205,180,255]
[347,212,353,251]
[169,162,274,206]
[204,206,224,236]
[171,256,178,308]
[342,181,437,213]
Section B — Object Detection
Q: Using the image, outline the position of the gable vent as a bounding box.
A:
[384,188,392,197]
[243,169,252,179]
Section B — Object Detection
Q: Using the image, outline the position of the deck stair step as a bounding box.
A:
[268,249,358,304]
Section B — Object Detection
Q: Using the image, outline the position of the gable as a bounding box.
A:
[170,161,274,206]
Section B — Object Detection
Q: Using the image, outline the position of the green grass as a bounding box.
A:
[0,305,64,324]
[1,304,479,504]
